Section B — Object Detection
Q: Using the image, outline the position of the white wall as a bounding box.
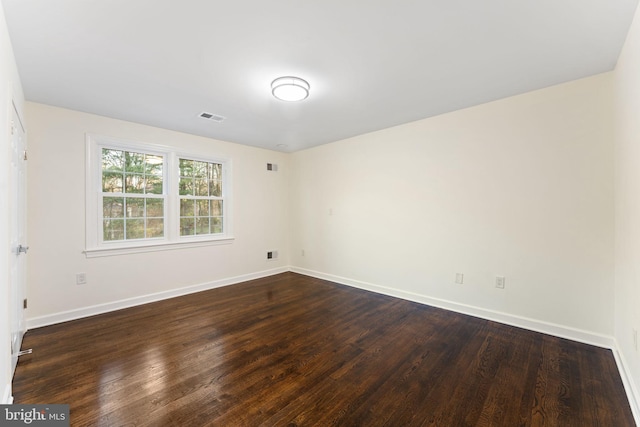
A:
[613,1,640,417]
[0,1,25,404]
[25,103,289,325]
[290,73,615,341]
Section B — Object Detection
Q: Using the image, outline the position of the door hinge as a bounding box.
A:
[23,298,27,309]
[10,120,14,135]
[23,150,28,161]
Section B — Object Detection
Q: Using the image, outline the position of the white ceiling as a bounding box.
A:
[3,0,638,152]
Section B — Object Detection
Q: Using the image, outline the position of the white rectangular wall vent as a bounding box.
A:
[199,112,225,122]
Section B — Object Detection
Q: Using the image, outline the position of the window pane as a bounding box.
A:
[194,161,208,178]
[126,198,145,218]
[209,163,222,181]
[146,199,164,217]
[125,152,145,173]
[145,155,163,176]
[125,174,145,193]
[196,200,209,216]
[179,159,193,177]
[103,197,124,219]
[194,179,208,196]
[126,219,145,239]
[180,218,195,236]
[196,217,210,235]
[209,180,222,197]
[145,176,163,194]
[103,219,124,241]
[179,178,193,196]
[180,199,195,217]
[146,218,164,238]
[211,217,223,234]
[211,200,223,216]
[102,149,123,172]
[102,172,123,193]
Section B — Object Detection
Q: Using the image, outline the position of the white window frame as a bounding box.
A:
[85,134,233,258]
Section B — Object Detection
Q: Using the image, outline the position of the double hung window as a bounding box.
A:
[178,159,224,236]
[86,135,232,256]
[101,148,165,241]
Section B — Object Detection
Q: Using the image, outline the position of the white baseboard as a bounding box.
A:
[290,267,615,349]
[612,341,640,426]
[26,267,288,329]
[29,265,615,348]
[2,383,12,404]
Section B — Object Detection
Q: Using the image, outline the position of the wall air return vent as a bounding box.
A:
[198,112,225,122]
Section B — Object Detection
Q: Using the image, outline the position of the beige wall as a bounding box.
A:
[290,73,614,339]
[25,103,289,324]
[613,0,640,417]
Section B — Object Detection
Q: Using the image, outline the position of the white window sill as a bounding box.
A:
[84,236,235,258]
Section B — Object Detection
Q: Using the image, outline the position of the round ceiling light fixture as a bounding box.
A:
[271,76,310,102]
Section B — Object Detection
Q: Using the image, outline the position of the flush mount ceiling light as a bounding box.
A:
[271,76,310,102]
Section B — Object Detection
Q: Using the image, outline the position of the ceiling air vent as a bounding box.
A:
[199,112,225,122]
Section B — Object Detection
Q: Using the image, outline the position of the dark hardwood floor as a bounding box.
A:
[13,272,635,426]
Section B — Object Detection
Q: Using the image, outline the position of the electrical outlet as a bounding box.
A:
[267,251,278,260]
[76,273,87,285]
[495,276,505,289]
[455,273,464,284]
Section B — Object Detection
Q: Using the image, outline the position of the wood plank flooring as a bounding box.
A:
[12,272,635,426]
